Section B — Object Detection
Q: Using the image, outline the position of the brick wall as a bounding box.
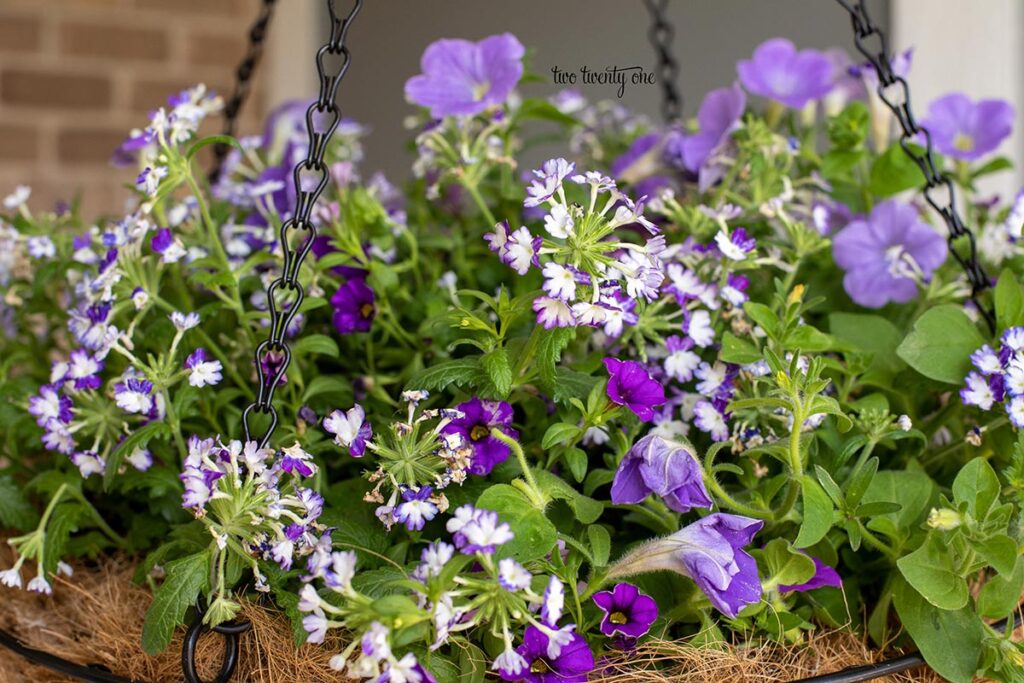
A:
[0,0,270,218]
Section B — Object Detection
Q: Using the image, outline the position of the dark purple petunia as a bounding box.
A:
[441,397,518,475]
[330,278,376,335]
[592,583,659,639]
[919,92,1014,162]
[779,557,843,593]
[405,33,525,118]
[499,626,594,683]
[611,434,712,512]
[603,358,666,422]
[737,38,834,109]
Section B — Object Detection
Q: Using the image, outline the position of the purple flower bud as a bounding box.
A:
[604,358,666,422]
[611,434,712,513]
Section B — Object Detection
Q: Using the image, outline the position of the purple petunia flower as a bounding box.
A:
[611,434,712,512]
[832,199,948,308]
[604,358,665,422]
[592,583,659,638]
[680,83,746,181]
[737,38,834,109]
[330,278,376,335]
[778,556,843,593]
[498,626,595,683]
[919,93,1014,162]
[440,397,518,475]
[404,33,525,118]
[323,404,372,456]
[610,132,662,182]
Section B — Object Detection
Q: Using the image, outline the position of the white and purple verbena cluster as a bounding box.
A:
[962,327,1024,427]
[299,504,587,682]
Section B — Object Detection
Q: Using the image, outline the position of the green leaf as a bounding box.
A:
[104,421,171,490]
[952,457,1000,520]
[784,325,834,352]
[408,358,482,393]
[301,375,353,403]
[806,395,853,433]
[869,142,930,196]
[475,485,557,562]
[588,525,611,567]
[976,557,1024,618]
[719,332,763,364]
[828,312,907,383]
[542,423,582,450]
[896,305,984,384]
[973,534,1018,576]
[291,334,339,358]
[552,368,597,404]
[481,348,513,397]
[861,470,936,530]
[795,476,834,548]
[995,269,1024,332]
[892,577,984,683]
[759,538,816,590]
[562,447,588,483]
[531,469,603,524]
[142,549,211,654]
[743,302,779,337]
[897,533,969,610]
[970,156,1013,180]
[536,327,575,391]
[513,98,579,126]
[185,134,244,161]
[0,475,38,530]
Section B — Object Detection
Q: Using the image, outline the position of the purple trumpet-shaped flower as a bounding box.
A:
[680,83,746,178]
[592,583,659,639]
[404,33,525,118]
[778,557,843,593]
[440,397,517,475]
[832,199,947,308]
[323,404,372,456]
[611,434,712,512]
[330,278,376,335]
[498,626,595,683]
[604,358,666,422]
[737,38,834,109]
[919,93,1014,162]
[611,513,763,618]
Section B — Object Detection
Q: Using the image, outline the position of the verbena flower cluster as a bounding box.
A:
[2,30,1024,683]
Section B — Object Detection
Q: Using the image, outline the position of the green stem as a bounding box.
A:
[66,488,129,548]
[704,475,773,520]
[856,520,898,561]
[460,177,497,227]
[489,428,546,508]
[775,406,806,521]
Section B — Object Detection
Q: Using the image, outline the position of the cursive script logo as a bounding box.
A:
[550,65,657,98]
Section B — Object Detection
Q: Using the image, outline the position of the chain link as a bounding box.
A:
[241,0,363,450]
[834,0,994,332]
[642,0,683,123]
[208,0,278,184]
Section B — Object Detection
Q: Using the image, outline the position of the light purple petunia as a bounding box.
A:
[737,38,834,109]
[592,583,659,639]
[404,33,525,118]
[604,358,666,422]
[832,199,947,308]
[611,434,712,513]
[919,93,1014,162]
[680,83,746,179]
[440,397,518,475]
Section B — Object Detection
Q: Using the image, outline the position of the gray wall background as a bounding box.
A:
[290,0,889,180]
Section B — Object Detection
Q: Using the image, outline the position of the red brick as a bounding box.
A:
[131,0,235,14]
[187,32,247,68]
[60,20,169,61]
[1,69,112,109]
[0,124,39,162]
[57,127,128,164]
[0,13,42,53]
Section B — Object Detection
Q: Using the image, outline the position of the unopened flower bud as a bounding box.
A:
[927,508,961,531]
[897,415,912,431]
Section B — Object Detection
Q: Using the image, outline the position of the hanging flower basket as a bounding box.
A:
[1,1,1022,682]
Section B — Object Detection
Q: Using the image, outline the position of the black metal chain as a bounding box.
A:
[642,0,683,122]
[241,0,363,450]
[208,0,278,184]
[834,0,995,332]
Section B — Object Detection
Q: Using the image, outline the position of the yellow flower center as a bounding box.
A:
[531,659,550,674]
[470,425,489,441]
[610,611,629,625]
[360,303,374,319]
[472,80,491,101]
[953,132,975,152]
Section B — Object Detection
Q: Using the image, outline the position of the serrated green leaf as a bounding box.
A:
[104,421,171,489]
[142,549,211,654]
[408,358,482,393]
[481,348,513,397]
[0,475,38,530]
[536,327,575,391]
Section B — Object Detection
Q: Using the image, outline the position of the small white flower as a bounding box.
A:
[493,648,528,677]
[170,311,200,331]
[0,567,23,589]
[543,203,575,239]
[497,558,531,591]
[541,575,564,625]
[27,575,52,594]
[542,262,577,301]
[685,309,715,347]
[897,414,912,431]
[26,236,55,259]
[3,185,30,209]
